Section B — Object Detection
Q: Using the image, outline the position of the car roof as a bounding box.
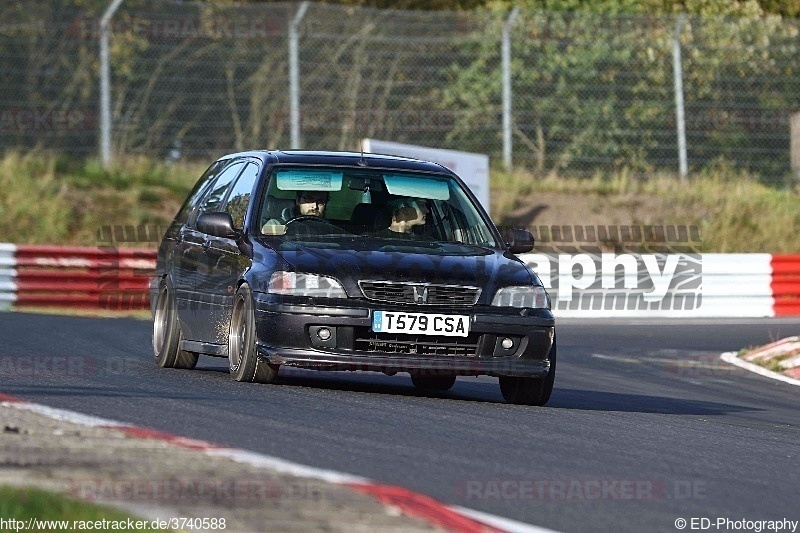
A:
[218,149,454,175]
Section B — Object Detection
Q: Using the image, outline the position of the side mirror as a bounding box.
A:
[197,212,239,239]
[506,228,535,254]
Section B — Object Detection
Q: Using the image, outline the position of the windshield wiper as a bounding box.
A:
[435,240,498,253]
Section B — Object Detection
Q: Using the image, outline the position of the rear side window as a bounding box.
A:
[174,160,226,225]
[223,162,260,230]
[188,160,245,227]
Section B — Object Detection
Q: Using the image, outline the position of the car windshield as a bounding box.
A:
[257,166,499,248]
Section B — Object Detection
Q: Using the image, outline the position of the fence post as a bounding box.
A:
[502,6,519,171]
[99,0,125,169]
[289,2,310,150]
[790,112,800,180]
[673,13,688,181]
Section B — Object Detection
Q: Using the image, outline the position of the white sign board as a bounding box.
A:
[362,139,491,216]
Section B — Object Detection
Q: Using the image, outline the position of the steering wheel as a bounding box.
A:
[283,216,349,237]
[284,215,329,226]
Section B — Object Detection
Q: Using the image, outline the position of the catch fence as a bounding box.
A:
[2,2,800,183]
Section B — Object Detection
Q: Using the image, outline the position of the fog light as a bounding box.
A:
[501,337,514,350]
[317,327,332,341]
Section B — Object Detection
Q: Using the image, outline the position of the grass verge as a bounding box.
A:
[0,485,172,532]
[743,346,800,373]
[0,151,205,248]
[491,166,800,253]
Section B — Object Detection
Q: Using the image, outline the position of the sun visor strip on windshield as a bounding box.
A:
[383,174,450,200]
[276,170,343,191]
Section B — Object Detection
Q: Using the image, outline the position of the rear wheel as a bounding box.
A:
[499,336,557,406]
[411,374,456,391]
[229,283,278,384]
[152,281,198,370]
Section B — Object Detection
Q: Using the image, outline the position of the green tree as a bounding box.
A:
[441,0,800,181]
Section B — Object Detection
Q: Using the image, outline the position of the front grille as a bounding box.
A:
[359,281,480,306]
[354,328,481,357]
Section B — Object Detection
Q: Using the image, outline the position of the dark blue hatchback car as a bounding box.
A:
[151,150,556,405]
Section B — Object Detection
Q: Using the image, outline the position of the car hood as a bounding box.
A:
[254,237,539,302]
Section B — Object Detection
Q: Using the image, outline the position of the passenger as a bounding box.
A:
[378,198,429,238]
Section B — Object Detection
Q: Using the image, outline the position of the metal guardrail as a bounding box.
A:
[0,244,798,317]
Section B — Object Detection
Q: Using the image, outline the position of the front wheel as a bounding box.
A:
[499,336,557,406]
[228,283,278,384]
[152,281,198,370]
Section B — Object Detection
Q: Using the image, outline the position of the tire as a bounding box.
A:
[411,374,457,391]
[499,336,557,406]
[152,281,199,370]
[228,283,278,384]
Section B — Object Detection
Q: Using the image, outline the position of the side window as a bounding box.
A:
[223,162,260,230]
[174,160,226,225]
[188,161,245,227]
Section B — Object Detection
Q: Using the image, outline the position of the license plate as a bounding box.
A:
[372,311,470,337]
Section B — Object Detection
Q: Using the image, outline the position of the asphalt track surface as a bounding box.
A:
[1,312,799,532]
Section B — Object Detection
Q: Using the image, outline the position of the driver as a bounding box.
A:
[293,190,329,218]
[262,190,329,232]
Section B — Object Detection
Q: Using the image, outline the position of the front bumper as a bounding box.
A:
[253,294,555,378]
[257,346,550,377]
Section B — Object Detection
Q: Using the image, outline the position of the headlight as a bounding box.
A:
[268,271,347,298]
[491,285,550,309]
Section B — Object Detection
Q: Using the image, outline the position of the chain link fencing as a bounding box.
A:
[2,1,800,185]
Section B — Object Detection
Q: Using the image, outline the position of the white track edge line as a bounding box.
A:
[720,352,800,387]
[3,401,128,427]
[205,447,368,485]
[451,505,561,533]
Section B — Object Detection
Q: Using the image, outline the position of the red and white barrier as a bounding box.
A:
[518,252,799,318]
[0,244,155,311]
[771,255,800,316]
[701,254,800,317]
[0,244,798,317]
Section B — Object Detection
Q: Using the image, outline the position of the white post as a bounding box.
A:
[673,13,688,181]
[289,2,310,149]
[99,0,125,169]
[502,6,520,171]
